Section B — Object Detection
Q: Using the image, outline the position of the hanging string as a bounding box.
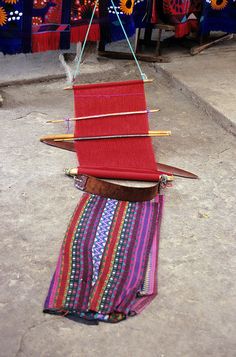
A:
[72,0,99,82]
[72,0,147,82]
[110,0,147,81]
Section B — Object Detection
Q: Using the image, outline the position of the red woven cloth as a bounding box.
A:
[73,80,160,181]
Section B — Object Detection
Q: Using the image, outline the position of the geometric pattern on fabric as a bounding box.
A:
[31,0,71,53]
[0,0,100,54]
[44,193,164,323]
[162,0,202,37]
[31,0,100,53]
[92,198,119,285]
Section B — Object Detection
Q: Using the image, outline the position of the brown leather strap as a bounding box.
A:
[74,174,165,202]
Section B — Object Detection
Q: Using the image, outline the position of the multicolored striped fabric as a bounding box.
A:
[44,193,164,323]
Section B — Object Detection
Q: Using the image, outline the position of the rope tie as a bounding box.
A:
[110,0,147,81]
[72,0,147,82]
[72,0,99,82]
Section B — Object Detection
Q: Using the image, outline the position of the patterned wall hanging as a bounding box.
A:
[0,0,32,54]
[160,0,202,38]
[200,0,236,34]
[70,0,100,44]
[100,0,148,43]
[31,0,72,53]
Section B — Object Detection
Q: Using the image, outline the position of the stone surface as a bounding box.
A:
[0,60,235,357]
[0,45,113,86]
[156,35,236,135]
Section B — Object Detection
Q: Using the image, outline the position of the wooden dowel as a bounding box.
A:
[149,130,171,134]
[40,133,73,141]
[64,79,154,90]
[40,130,171,141]
[144,79,154,83]
[47,109,160,124]
[54,131,171,142]
[41,130,171,142]
[64,167,174,182]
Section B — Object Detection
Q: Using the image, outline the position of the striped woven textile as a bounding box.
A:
[44,193,164,324]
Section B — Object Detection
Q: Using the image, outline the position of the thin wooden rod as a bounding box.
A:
[40,133,73,141]
[40,131,171,142]
[64,79,154,90]
[148,130,171,134]
[64,167,174,182]
[47,109,160,123]
[54,131,171,142]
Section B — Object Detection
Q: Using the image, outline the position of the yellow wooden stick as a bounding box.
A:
[53,131,171,142]
[40,133,73,141]
[40,131,171,142]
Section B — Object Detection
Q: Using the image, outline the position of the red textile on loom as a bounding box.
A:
[73,80,161,182]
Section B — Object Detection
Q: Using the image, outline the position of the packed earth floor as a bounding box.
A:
[0,60,235,357]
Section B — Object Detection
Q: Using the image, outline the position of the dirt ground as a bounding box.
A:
[0,60,235,357]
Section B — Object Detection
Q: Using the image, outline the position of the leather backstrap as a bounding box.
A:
[74,174,164,202]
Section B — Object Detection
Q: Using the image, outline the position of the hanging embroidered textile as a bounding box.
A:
[154,0,202,38]
[73,80,160,181]
[31,0,71,53]
[200,0,236,34]
[0,1,100,54]
[70,0,100,44]
[0,0,32,54]
[44,193,163,323]
[100,0,148,44]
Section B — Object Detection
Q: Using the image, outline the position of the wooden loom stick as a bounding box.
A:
[65,167,174,182]
[46,109,160,123]
[53,131,171,142]
[63,79,154,90]
[40,133,74,141]
[40,131,171,142]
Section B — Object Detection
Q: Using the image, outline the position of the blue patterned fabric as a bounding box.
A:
[200,0,236,34]
[103,0,148,43]
[0,0,32,54]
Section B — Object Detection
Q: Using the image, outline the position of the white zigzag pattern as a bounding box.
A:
[92,199,118,284]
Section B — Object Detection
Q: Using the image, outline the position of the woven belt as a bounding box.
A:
[74,174,167,202]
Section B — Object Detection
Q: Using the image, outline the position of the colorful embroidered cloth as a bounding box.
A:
[0,0,100,54]
[70,0,100,44]
[200,0,236,34]
[155,0,202,38]
[0,0,32,54]
[100,0,202,43]
[31,0,71,53]
[44,193,163,323]
[73,80,160,182]
[100,0,148,44]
